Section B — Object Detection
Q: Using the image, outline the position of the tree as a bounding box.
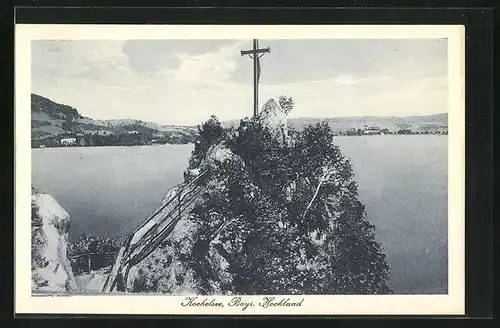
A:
[188,115,225,169]
[68,234,122,274]
[278,95,295,115]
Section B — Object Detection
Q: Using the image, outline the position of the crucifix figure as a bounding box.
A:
[241,39,271,117]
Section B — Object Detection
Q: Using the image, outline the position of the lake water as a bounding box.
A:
[32,135,447,294]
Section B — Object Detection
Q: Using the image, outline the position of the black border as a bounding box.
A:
[5,3,495,322]
[10,6,498,25]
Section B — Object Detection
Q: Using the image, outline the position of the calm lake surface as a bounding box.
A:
[32,135,447,294]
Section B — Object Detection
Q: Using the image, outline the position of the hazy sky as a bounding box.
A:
[31,39,448,125]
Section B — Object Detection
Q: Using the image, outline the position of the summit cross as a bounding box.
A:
[241,39,271,117]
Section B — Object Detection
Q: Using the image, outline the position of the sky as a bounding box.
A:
[31,39,448,125]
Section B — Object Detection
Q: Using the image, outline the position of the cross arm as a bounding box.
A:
[240,47,271,56]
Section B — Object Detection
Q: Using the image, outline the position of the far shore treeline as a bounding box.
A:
[31,131,195,149]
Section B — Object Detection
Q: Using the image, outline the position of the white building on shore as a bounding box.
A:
[363,126,382,135]
[60,137,77,146]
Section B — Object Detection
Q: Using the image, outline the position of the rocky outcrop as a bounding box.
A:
[126,99,291,293]
[31,188,78,292]
[129,97,391,295]
[259,98,288,129]
[258,98,291,145]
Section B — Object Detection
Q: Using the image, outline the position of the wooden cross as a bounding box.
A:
[241,39,271,117]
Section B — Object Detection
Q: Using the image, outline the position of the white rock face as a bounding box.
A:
[31,191,78,292]
[127,215,200,294]
[258,98,291,145]
[259,98,287,130]
[205,143,234,166]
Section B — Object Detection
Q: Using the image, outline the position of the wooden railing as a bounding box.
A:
[102,170,207,293]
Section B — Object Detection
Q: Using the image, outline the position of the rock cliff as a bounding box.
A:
[31,188,78,292]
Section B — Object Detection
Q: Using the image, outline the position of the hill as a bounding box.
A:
[31,93,448,148]
[31,94,198,147]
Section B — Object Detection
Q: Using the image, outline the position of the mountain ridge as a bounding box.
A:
[31,93,448,147]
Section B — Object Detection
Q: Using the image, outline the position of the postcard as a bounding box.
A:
[15,24,465,315]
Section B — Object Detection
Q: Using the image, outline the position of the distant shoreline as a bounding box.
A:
[31,134,447,150]
[32,143,195,150]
